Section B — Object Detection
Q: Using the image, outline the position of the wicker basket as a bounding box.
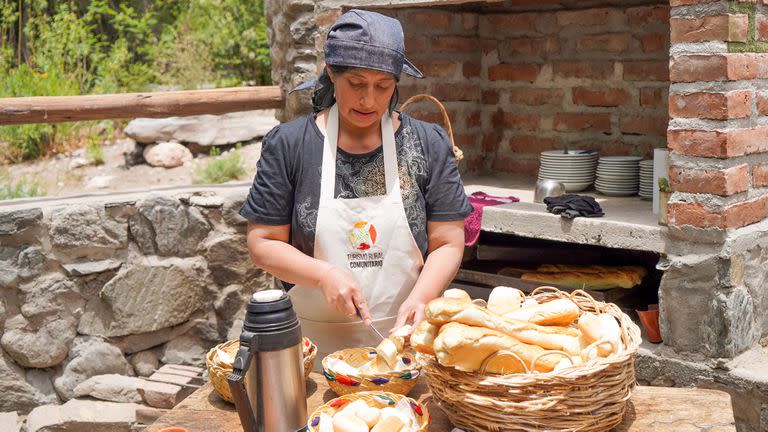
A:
[307,391,430,432]
[419,286,642,432]
[321,347,421,397]
[206,337,317,403]
[400,94,463,165]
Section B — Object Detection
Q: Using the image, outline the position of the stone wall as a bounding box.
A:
[0,186,273,414]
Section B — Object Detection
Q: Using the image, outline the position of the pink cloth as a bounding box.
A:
[464,191,519,246]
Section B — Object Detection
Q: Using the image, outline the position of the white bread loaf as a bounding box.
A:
[503,298,580,326]
[410,320,440,356]
[434,322,562,373]
[443,288,471,302]
[487,286,524,315]
[370,414,405,432]
[332,413,369,432]
[578,312,621,357]
[425,298,581,354]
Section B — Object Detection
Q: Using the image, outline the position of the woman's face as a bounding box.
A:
[328,66,397,130]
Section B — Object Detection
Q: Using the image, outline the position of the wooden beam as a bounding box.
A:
[0,86,285,125]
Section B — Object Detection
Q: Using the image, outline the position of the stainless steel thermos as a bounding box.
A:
[227,289,307,432]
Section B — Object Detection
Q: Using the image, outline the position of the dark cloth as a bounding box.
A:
[239,111,474,259]
[543,194,605,219]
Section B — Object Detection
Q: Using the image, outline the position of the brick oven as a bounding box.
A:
[265,1,768,428]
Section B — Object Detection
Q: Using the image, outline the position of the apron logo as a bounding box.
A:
[348,220,377,251]
[347,221,383,269]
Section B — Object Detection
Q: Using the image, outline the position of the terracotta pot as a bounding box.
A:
[636,306,662,343]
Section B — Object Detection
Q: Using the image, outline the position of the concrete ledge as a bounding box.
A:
[464,176,668,254]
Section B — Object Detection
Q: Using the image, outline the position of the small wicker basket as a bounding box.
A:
[206,337,317,403]
[306,391,430,432]
[321,347,421,397]
[419,286,642,432]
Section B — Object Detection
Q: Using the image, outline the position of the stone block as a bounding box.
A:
[62,259,123,276]
[49,204,128,261]
[130,350,159,377]
[79,256,207,337]
[26,399,140,432]
[129,195,210,257]
[53,336,133,401]
[73,374,144,403]
[0,208,42,237]
[137,381,193,409]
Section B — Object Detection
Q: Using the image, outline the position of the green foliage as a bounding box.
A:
[0,170,46,200]
[658,177,672,193]
[0,0,271,160]
[193,144,247,184]
[86,136,105,165]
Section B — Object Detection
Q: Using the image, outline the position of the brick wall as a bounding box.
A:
[384,6,671,175]
[667,0,768,231]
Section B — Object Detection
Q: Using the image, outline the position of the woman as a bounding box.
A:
[240,9,472,360]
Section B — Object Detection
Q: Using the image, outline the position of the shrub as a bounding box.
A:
[0,170,46,200]
[193,145,247,184]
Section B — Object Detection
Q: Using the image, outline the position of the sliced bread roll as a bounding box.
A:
[433,322,562,373]
[425,298,580,354]
[503,298,580,327]
[410,320,440,356]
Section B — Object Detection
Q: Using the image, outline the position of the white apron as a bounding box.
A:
[289,105,424,365]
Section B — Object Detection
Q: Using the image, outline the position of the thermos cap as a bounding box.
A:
[252,289,284,303]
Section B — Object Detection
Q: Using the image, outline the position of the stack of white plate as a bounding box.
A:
[537,150,598,192]
[595,156,643,196]
[638,159,654,199]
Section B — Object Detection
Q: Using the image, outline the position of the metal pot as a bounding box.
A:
[534,180,566,203]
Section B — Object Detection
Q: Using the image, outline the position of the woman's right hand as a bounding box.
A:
[317,265,372,325]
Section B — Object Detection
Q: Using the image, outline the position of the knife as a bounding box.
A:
[355,305,386,341]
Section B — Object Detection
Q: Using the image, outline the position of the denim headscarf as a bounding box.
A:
[290,9,424,112]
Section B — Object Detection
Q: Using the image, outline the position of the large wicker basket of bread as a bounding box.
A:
[411,286,642,432]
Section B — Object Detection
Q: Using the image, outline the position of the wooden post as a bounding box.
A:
[0,86,285,125]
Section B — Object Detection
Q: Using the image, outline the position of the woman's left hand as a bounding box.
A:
[392,294,429,332]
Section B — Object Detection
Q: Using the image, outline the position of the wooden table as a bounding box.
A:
[145,372,736,431]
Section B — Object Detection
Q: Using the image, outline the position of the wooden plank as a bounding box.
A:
[0,86,284,125]
[615,386,736,431]
[145,374,736,432]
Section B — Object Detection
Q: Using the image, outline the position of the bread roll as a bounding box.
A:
[443,288,471,302]
[332,414,369,432]
[503,298,580,327]
[425,298,580,354]
[578,312,621,357]
[356,406,381,429]
[410,320,440,356]
[337,399,369,419]
[434,322,562,373]
[371,414,404,432]
[318,413,334,432]
[487,286,524,315]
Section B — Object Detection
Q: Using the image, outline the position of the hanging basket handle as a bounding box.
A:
[400,94,464,165]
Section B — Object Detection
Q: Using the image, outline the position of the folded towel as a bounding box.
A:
[543,194,604,219]
[464,191,519,246]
